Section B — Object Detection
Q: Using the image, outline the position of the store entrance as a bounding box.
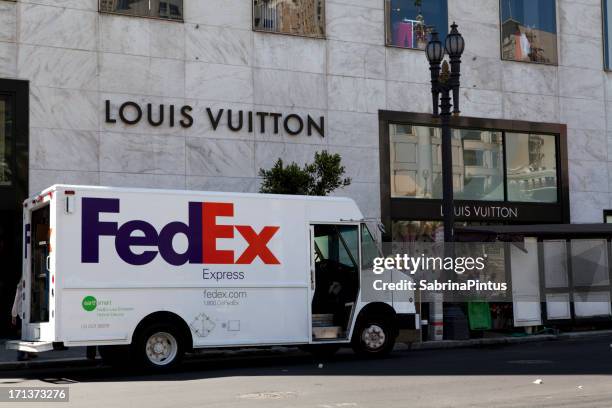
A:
[0,79,29,337]
[0,210,19,337]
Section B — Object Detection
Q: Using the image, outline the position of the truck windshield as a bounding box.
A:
[361,224,380,269]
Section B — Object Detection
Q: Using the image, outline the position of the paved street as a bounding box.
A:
[1,337,611,408]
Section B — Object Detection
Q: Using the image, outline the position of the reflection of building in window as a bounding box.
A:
[502,18,557,64]
[253,0,325,37]
[390,125,503,201]
[386,0,446,50]
[506,134,557,203]
[100,0,183,20]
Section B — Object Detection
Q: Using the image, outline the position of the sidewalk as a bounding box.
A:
[2,330,612,371]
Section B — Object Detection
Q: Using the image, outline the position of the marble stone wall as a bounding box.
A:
[0,0,610,221]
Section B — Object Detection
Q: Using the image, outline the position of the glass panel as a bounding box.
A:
[389,124,503,201]
[361,224,380,269]
[574,292,612,317]
[314,225,358,268]
[506,132,557,203]
[454,129,504,201]
[253,0,325,38]
[392,220,444,243]
[151,0,183,20]
[500,0,558,64]
[605,0,612,69]
[100,0,151,16]
[546,293,571,320]
[385,0,448,49]
[0,95,13,187]
[543,240,568,288]
[571,240,610,287]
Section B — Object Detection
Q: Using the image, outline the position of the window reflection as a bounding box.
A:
[100,0,183,20]
[389,124,503,201]
[385,0,448,50]
[500,0,558,64]
[506,133,557,203]
[253,0,325,38]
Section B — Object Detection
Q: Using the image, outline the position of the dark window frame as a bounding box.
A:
[379,111,570,240]
[498,0,559,66]
[252,0,327,40]
[99,0,184,22]
[603,0,612,71]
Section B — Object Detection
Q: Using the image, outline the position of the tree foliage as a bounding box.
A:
[258,150,351,196]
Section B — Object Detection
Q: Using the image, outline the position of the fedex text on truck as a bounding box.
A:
[81,198,281,266]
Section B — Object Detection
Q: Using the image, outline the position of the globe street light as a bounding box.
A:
[426,22,465,243]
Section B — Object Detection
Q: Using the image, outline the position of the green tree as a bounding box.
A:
[259,150,351,196]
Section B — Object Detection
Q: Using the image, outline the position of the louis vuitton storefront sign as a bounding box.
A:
[104,100,325,137]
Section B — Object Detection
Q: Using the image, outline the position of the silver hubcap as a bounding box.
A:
[362,324,386,351]
[145,331,178,366]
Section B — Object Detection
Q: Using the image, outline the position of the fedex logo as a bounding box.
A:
[81,198,280,266]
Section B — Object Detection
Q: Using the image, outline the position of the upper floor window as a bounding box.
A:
[500,0,557,65]
[253,0,325,38]
[100,0,183,21]
[385,0,448,50]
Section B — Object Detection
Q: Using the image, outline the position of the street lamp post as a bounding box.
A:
[426,22,465,243]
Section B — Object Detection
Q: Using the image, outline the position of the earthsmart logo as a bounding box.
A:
[82,296,97,312]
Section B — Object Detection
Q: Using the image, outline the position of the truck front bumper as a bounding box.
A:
[5,340,54,353]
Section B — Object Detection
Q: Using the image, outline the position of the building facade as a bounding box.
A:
[0,0,611,333]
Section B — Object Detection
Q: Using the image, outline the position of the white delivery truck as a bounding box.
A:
[7,185,417,370]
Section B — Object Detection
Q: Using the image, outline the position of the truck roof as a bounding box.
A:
[32,184,360,206]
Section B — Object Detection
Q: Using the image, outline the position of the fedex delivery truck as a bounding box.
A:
[7,185,417,370]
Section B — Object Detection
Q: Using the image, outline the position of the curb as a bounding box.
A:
[408,329,612,351]
[1,330,612,371]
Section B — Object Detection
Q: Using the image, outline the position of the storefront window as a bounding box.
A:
[100,0,183,21]
[506,133,557,203]
[455,129,504,201]
[0,95,13,187]
[253,0,325,38]
[500,0,558,64]
[385,0,448,49]
[392,220,443,243]
[389,125,503,201]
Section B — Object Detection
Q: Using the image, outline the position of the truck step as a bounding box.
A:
[312,326,343,339]
[312,314,334,327]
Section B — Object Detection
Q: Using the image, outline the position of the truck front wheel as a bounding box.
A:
[134,323,185,370]
[351,318,396,357]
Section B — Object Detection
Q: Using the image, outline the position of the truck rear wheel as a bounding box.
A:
[134,323,184,370]
[351,317,396,357]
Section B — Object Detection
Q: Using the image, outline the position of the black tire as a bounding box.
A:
[98,345,131,367]
[351,317,396,357]
[299,344,341,358]
[132,322,185,371]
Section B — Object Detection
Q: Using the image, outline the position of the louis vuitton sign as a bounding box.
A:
[104,100,325,137]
